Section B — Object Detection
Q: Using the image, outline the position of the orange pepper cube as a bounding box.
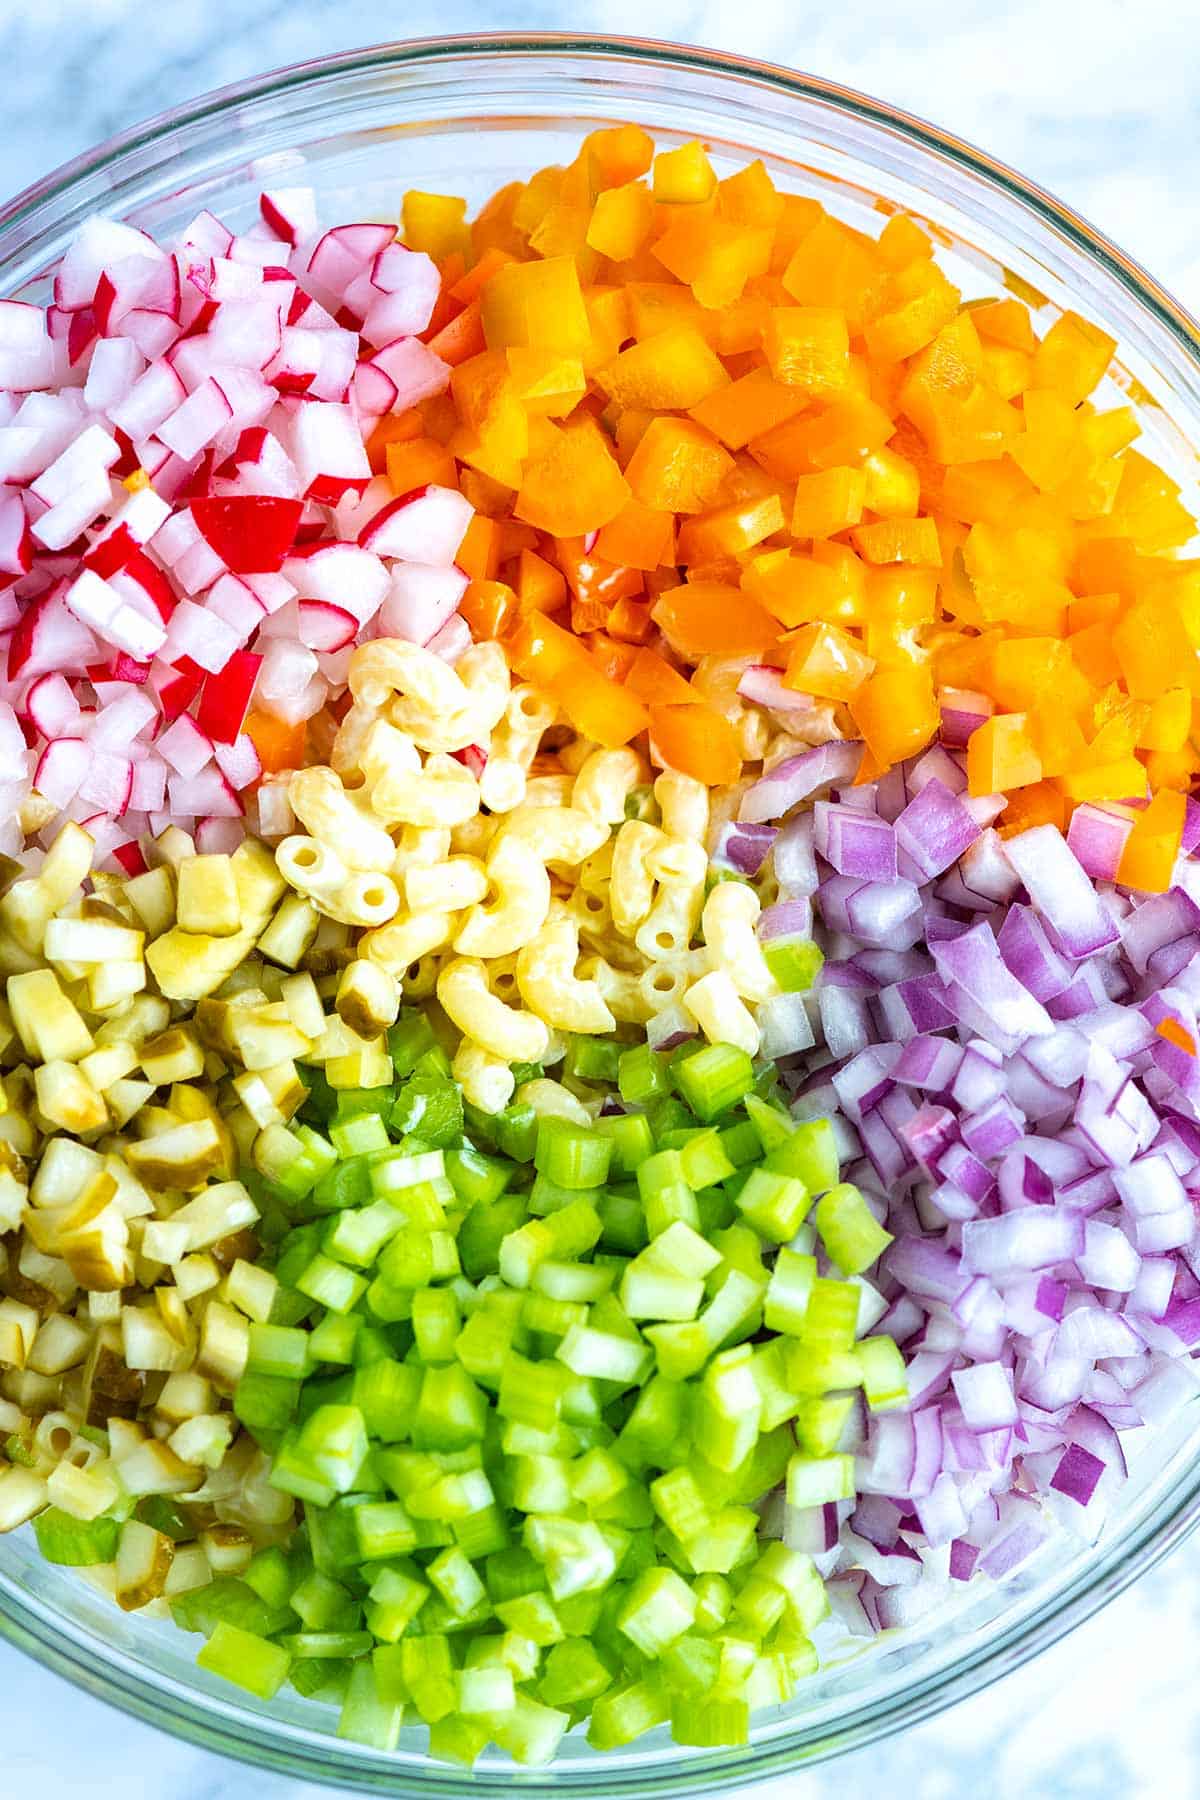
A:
[1031,310,1117,405]
[480,255,591,353]
[514,419,631,536]
[627,647,699,707]
[652,580,779,659]
[966,713,1044,796]
[652,141,717,204]
[791,467,867,539]
[864,261,960,363]
[595,500,677,572]
[625,417,734,514]
[586,181,656,261]
[649,703,742,786]
[850,663,939,769]
[762,307,851,396]
[653,213,774,309]
[690,368,809,452]
[1117,788,1186,893]
[782,214,882,332]
[385,436,458,495]
[783,621,875,701]
[505,348,587,417]
[1112,597,1200,700]
[402,190,468,261]
[596,326,729,411]
[676,493,785,566]
[852,517,943,566]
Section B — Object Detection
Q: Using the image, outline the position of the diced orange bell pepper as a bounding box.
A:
[717,159,784,228]
[782,214,882,333]
[783,621,875,700]
[1058,757,1149,804]
[1106,452,1197,553]
[597,327,729,410]
[605,596,654,643]
[791,467,867,539]
[515,419,631,536]
[481,255,592,354]
[649,703,742,786]
[516,548,568,613]
[460,578,519,640]
[505,348,587,417]
[402,190,469,261]
[761,306,851,395]
[1139,687,1192,753]
[365,409,422,474]
[997,780,1068,836]
[627,646,700,706]
[1112,596,1200,700]
[864,260,960,363]
[455,514,500,583]
[689,368,809,452]
[652,141,717,204]
[594,500,677,571]
[426,300,486,367]
[654,214,775,309]
[556,537,644,611]
[586,180,657,261]
[966,713,1043,796]
[385,436,458,495]
[851,517,942,566]
[876,213,934,270]
[551,659,649,749]
[585,123,655,187]
[624,281,715,343]
[1031,310,1116,405]
[849,662,939,770]
[585,633,640,683]
[971,297,1038,354]
[860,448,921,519]
[625,417,734,514]
[508,610,589,685]
[778,395,896,471]
[744,550,855,630]
[676,493,785,565]
[1116,788,1185,893]
[651,580,779,659]
[244,709,306,775]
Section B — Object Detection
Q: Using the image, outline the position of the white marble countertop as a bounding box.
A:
[3,3,1200,1797]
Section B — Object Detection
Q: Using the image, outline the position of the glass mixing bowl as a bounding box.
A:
[3,31,1200,1796]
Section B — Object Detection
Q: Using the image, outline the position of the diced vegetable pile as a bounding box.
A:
[0,119,1199,1768]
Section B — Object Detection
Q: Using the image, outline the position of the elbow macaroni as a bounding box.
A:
[702,882,779,1003]
[515,914,616,1034]
[437,958,550,1063]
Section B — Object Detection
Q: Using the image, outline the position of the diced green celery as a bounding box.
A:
[412,1287,461,1363]
[763,1248,817,1335]
[534,1117,612,1190]
[234,1371,302,1437]
[795,1392,857,1456]
[355,1500,419,1561]
[247,1322,311,1381]
[296,1253,368,1315]
[322,1200,405,1268]
[525,1516,617,1601]
[617,1044,670,1105]
[291,1567,361,1631]
[694,1346,761,1473]
[762,936,824,993]
[814,1181,893,1276]
[338,1656,405,1750]
[856,1334,909,1410]
[458,1193,528,1278]
[282,1629,374,1659]
[310,1158,372,1215]
[390,1075,464,1148]
[197,1621,290,1699]
[243,1545,293,1611]
[413,1364,488,1451]
[678,1127,736,1190]
[351,1357,421,1442]
[733,1166,810,1242]
[564,1035,622,1084]
[387,1010,438,1076]
[494,1101,538,1163]
[673,1044,754,1121]
[445,1141,513,1207]
[587,1678,670,1749]
[540,1636,613,1705]
[800,1277,860,1352]
[402,1633,458,1724]
[329,1112,391,1158]
[428,1546,489,1619]
[33,1508,119,1566]
[308,1310,362,1365]
[766,1117,839,1193]
[786,1451,855,1507]
[671,1695,749,1746]
[594,1110,655,1174]
[170,1576,285,1640]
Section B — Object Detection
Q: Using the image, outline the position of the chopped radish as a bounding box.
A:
[260,188,318,246]
[196,649,262,743]
[34,736,90,807]
[381,563,470,644]
[156,713,213,778]
[287,400,370,503]
[25,672,81,738]
[359,484,473,563]
[296,600,359,652]
[283,541,388,622]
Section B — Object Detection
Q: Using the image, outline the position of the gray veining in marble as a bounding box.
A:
[1,3,1198,1796]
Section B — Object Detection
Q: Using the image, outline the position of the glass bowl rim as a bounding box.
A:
[3,29,1200,1794]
